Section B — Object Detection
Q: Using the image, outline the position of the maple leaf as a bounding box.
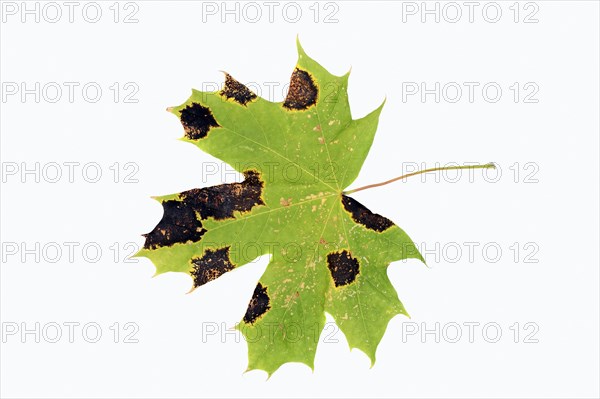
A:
[137,39,426,376]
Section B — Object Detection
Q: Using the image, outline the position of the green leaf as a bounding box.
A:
[136,39,424,376]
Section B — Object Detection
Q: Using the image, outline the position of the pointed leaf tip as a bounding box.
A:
[344,65,352,79]
[296,35,307,58]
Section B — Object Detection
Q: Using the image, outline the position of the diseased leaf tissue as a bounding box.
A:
[136,40,424,376]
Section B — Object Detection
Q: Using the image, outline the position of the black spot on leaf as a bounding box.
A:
[179,170,264,220]
[191,247,235,288]
[143,171,264,250]
[220,73,257,106]
[283,68,318,110]
[342,195,394,232]
[327,250,360,287]
[243,283,271,324]
[143,200,206,250]
[179,103,220,140]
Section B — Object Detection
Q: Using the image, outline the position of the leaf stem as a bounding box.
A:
[343,163,496,195]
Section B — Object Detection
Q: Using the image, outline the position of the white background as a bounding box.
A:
[1,1,599,398]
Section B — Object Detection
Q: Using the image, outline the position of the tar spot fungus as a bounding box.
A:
[220,73,257,106]
[143,170,265,250]
[179,170,264,220]
[190,247,235,288]
[283,68,318,110]
[243,282,271,324]
[342,195,394,232]
[179,103,220,140]
[142,199,206,250]
[327,250,360,287]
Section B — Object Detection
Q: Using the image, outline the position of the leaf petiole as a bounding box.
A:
[343,163,496,195]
